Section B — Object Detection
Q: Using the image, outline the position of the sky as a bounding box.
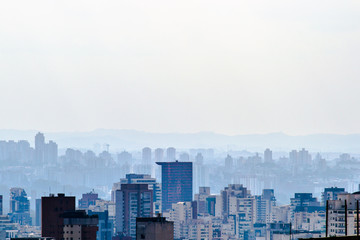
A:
[0,0,360,135]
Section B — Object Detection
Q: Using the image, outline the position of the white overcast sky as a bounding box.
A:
[0,0,359,135]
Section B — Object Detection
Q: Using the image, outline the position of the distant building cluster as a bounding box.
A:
[2,133,360,239]
[0,132,57,166]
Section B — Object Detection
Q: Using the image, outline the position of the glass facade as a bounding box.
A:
[157,161,193,212]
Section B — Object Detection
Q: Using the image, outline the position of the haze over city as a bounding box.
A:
[1,1,360,240]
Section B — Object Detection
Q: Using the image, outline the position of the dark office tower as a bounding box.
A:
[136,216,174,240]
[35,132,45,165]
[42,193,76,240]
[264,148,273,163]
[166,147,176,161]
[35,199,41,226]
[142,147,152,165]
[0,195,2,215]
[154,148,164,162]
[45,140,58,164]
[115,184,153,240]
[62,210,99,240]
[9,188,31,225]
[156,161,193,212]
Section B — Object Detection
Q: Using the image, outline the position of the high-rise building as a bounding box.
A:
[62,210,99,240]
[193,153,209,193]
[35,132,58,165]
[35,132,45,165]
[141,147,152,175]
[45,140,58,165]
[35,199,41,226]
[17,140,33,164]
[224,154,233,169]
[0,215,19,239]
[322,187,346,206]
[292,205,325,232]
[118,151,132,162]
[290,193,320,208]
[156,161,193,212]
[166,148,176,161]
[290,193,320,223]
[78,191,99,209]
[154,148,164,162]
[264,148,273,163]
[289,148,312,167]
[221,184,250,216]
[255,189,276,223]
[195,153,203,165]
[115,184,153,239]
[179,152,190,161]
[154,148,164,185]
[112,174,162,215]
[0,195,2,215]
[142,147,152,165]
[42,193,76,240]
[298,148,312,166]
[88,210,113,240]
[8,188,31,225]
[136,216,174,240]
[205,195,223,217]
[165,201,197,239]
[194,187,211,214]
[327,192,360,237]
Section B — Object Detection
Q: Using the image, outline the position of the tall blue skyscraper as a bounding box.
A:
[156,161,193,212]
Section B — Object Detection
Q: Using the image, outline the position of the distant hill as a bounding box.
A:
[0,129,360,153]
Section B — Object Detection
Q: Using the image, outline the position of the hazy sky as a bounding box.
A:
[1,0,360,135]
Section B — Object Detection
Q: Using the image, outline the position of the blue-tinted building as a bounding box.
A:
[35,199,41,226]
[88,210,113,240]
[8,188,31,225]
[156,161,193,212]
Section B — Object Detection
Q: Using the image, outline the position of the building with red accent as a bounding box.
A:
[156,161,193,212]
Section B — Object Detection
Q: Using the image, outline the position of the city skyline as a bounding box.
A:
[1,0,359,239]
[1,133,360,239]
